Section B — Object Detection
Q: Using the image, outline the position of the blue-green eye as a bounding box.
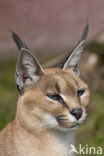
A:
[77,90,85,97]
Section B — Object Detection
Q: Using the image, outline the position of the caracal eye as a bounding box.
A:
[47,94,64,103]
[77,89,85,98]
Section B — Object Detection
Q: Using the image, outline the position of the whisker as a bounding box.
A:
[56,114,66,117]
[56,118,68,121]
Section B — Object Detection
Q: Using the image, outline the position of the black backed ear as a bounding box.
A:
[59,24,88,75]
[12,32,29,50]
[16,49,44,94]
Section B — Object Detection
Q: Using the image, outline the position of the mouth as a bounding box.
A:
[57,120,80,130]
[68,123,79,129]
[56,123,80,132]
[56,114,86,130]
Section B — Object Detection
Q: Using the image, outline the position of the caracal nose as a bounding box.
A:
[70,108,83,120]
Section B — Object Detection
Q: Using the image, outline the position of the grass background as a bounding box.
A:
[0,47,104,155]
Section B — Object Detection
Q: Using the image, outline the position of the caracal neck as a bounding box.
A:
[12,119,75,156]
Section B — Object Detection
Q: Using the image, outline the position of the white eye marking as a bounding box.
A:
[42,114,58,128]
[59,94,67,102]
[46,97,58,103]
[81,91,87,99]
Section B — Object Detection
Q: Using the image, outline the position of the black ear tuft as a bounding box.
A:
[80,24,88,41]
[11,32,28,50]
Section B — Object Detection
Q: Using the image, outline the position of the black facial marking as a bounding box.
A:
[55,84,60,93]
[77,89,85,98]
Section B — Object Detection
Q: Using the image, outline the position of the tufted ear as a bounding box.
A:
[59,24,88,76]
[12,33,44,94]
[12,32,29,50]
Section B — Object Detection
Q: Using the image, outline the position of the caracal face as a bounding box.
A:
[18,68,90,132]
[13,24,90,133]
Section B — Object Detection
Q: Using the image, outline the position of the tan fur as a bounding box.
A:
[0,68,90,156]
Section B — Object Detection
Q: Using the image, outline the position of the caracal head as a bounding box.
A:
[12,25,90,132]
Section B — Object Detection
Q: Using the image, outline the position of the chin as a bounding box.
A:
[54,123,80,132]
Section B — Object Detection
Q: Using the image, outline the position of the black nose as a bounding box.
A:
[70,108,83,120]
